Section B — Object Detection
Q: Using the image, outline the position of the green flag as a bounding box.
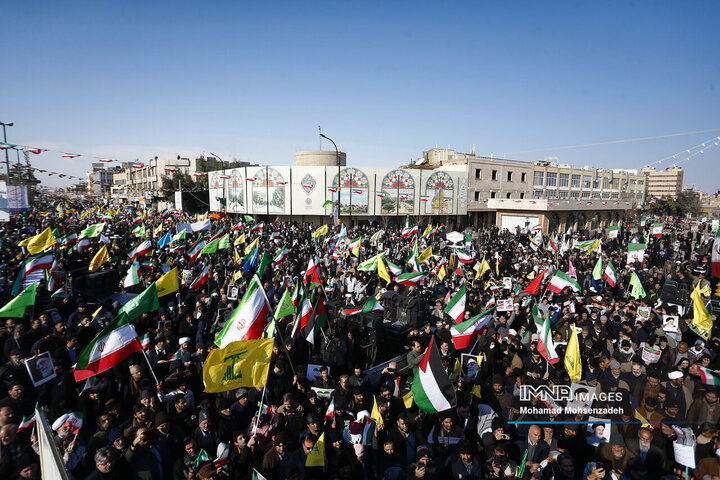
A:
[200,238,219,255]
[119,283,160,321]
[172,230,186,243]
[0,282,37,317]
[629,272,646,299]
[357,255,379,272]
[218,234,230,250]
[244,215,254,222]
[322,200,334,209]
[132,224,146,237]
[79,223,105,240]
[257,252,273,276]
[592,257,603,281]
[274,288,296,320]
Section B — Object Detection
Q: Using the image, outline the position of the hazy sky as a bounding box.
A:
[3,1,719,192]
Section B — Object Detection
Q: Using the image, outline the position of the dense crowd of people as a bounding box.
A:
[0,199,718,480]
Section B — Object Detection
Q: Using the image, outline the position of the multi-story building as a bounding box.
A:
[642,166,683,199]
[112,156,199,201]
[86,163,119,197]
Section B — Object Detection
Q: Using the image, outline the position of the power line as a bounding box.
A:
[501,128,720,156]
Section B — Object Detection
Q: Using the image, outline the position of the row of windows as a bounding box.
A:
[475,169,528,183]
[473,191,526,200]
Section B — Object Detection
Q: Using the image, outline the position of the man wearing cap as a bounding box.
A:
[427,411,465,460]
[450,439,482,479]
[599,360,625,393]
[261,432,288,480]
[407,445,439,479]
[193,409,219,455]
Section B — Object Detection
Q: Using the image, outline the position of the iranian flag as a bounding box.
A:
[73,313,142,382]
[341,297,384,316]
[139,333,151,349]
[17,413,36,432]
[273,246,288,265]
[324,397,336,421]
[394,272,426,286]
[547,271,581,293]
[128,240,152,260]
[123,259,142,288]
[652,223,663,237]
[444,284,467,323]
[215,275,271,348]
[603,261,617,287]
[697,366,720,386]
[189,266,210,290]
[532,305,559,364]
[608,226,619,239]
[484,295,496,309]
[546,237,557,253]
[303,257,322,290]
[411,337,457,413]
[626,243,646,265]
[712,230,720,278]
[451,307,494,349]
[25,254,54,275]
[454,250,473,264]
[189,240,206,261]
[401,225,419,238]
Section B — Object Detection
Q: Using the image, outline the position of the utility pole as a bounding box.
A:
[0,121,13,185]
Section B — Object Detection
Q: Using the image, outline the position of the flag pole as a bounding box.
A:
[253,385,267,436]
[273,318,297,378]
[140,347,160,385]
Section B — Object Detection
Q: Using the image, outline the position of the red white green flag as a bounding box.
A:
[215,275,271,348]
[697,366,720,386]
[410,337,457,413]
[444,284,466,323]
[532,305,559,364]
[341,296,384,316]
[73,314,141,382]
[603,261,617,287]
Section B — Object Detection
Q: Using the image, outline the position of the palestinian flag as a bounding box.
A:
[394,272,426,286]
[215,275,271,348]
[451,307,494,349]
[411,337,457,413]
[303,257,322,290]
[273,245,288,265]
[303,295,328,345]
[17,413,36,432]
[291,296,314,338]
[697,366,720,386]
[341,297,384,316]
[444,284,467,323]
[128,240,152,260]
[547,271,581,293]
[532,305,559,364]
[189,266,210,291]
[73,313,141,381]
[51,285,68,298]
[603,262,617,287]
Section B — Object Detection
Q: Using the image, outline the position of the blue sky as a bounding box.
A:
[3,1,719,192]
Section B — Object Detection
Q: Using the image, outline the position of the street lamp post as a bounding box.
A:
[0,122,13,186]
[319,133,341,227]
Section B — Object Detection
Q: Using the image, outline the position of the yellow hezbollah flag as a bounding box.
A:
[402,391,414,409]
[314,224,329,238]
[437,265,446,281]
[203,338,274,393]
[89,245,110,271]
[417,246,432,264]
[233,270,244,282]
[233,248,241,266]
[18,237,32,247]
[305,432,325,467]
[371,396,384,426]
[244,237,259,255]
[154,224,162,236]
[27,227,55,255]
[587,238,602,255]
[475,257,490,279]
[690,284,712,340]
[377,255,391,284]
[234,234,246,247]
[422,224,432,238]
[633,410,652,429]
[156,268,179,297]
[564,324,582,382]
